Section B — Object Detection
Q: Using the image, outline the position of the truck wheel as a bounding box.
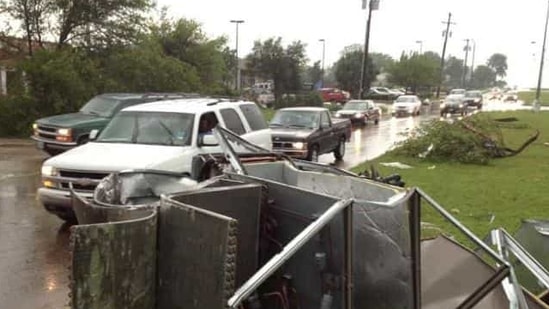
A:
[56,213,77,224]
[334,137,346,160]
[77,135,89,145]
[307,145,319,162]
[374,118,379,125]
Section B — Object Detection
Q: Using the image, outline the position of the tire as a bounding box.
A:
[307,145,319,162]
[374,118,379,125]
[77,135,89,145]
[56,212,77,224]
[334,137,346,160]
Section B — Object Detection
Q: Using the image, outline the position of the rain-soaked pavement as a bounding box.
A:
[0,99,538,308]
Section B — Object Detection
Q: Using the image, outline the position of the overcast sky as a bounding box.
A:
[158,0,549,88]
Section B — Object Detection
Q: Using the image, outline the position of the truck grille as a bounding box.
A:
[272,141,294,148]
[58,170,110,192]
[36,124,58,140]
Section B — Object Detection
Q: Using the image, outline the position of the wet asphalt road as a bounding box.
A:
[0,100,530,308]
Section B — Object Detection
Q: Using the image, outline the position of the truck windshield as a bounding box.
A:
[80,96,121,118]
[97,111,194,146]
[343,101,368,110]
[270,110,319,129]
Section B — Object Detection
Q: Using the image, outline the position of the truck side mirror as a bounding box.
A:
[198,134,219,147]
[89,129,100,141]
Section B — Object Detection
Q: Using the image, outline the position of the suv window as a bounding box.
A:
[220,108,246,135]
[239,104,268,131]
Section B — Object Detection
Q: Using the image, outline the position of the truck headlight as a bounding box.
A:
[32,123,38,130]
[41,165,58,176]
[459,104,464,108]
[474,98,481,103]
[57,128,72,136]
[334,113,341,118]
[440,103,446,108]
[292,142,305,149]
[354,112,363,118]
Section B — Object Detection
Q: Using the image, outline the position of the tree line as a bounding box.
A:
[0,0,509,136]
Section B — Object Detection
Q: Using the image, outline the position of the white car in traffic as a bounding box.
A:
[392,95,422,117]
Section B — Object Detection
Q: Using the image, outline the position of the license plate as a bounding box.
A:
[37,141,45,149]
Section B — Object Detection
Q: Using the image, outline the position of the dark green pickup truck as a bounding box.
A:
[31,93,196,155]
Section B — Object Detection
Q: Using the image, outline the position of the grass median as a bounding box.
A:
[518,90,549,105]
[352,111,549,242]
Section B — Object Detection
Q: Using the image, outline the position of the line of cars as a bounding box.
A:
[440,89,483,117]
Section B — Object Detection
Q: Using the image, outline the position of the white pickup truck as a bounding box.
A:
[38,98,272,221]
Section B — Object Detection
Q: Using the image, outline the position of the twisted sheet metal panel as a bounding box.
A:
[228,171,414,309]
[70,209,157,309]
[168,183,262,287]
[157,197,238,309]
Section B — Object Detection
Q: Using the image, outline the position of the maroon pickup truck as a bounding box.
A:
[269,107,352,162]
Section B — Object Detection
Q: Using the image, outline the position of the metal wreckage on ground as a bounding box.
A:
[69,127,549,309]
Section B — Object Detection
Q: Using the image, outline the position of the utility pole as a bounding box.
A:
[416,40,423,54]
[319,39,326,87]
[469,39,476,87]
[230,20,245,92]
[535,0,549,111]
[436,12,455,99]
[359,0,380,99]
[461,39,470,88]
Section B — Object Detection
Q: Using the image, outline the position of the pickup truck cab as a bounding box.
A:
[31,93,195,156]
[38,98,271,221]
[269,107,351,162]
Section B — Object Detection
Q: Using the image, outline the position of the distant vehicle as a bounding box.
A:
[449,89,467,96]
[334,100,380,125]
[318,88,350,103]
[38,98,272,222]
[462,90,483,109]
[31,93,198,156]
[389,88,406,96]
[365,87,400,101]
[440,94,466,117]
[503,91,519,102]
[269,107,352,162]
[251,82,273,94]
[392,95,422,117]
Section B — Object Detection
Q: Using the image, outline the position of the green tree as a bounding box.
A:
[388,53,439,93]
[369,52,394,73]
[100,42,201,93]
[306,60,322,85]
[334,48,377,98]
[443,56,465,89]
[149,18,230,93]
[470,65,496,89]
[487,53,508,80]
[246,37,307,100]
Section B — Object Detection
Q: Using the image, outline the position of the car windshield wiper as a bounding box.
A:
[84,110,101,116]
[288,124,308,128]
[269,123,283,127]
[157,121,176,145]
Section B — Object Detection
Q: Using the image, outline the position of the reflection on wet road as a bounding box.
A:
[0,144,69,309]
[319,112,437,169]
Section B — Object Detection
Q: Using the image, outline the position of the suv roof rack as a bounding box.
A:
[141,92,202,99]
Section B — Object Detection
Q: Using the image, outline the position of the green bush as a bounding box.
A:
[0,95,39,137]
[392,114,505,165]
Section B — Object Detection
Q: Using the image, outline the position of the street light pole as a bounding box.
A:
[461,39,470,88]
[535,0,549,111]
[230,20,245,92]
[469,39,476,87]
[415,40,423,54]
[319,39,326,87]
[359,0,380,99]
